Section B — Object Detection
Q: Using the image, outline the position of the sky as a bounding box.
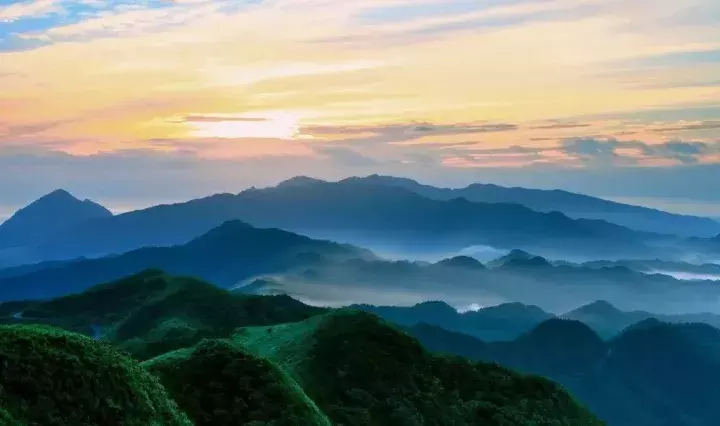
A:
[1,0,719,219]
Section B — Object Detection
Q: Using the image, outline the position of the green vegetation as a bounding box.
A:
[0,271,606,425]
[144,339,331,426]
[0,325,191,426]
[234,310,603,426]
[1,269,325,360]
[409,317,720,426]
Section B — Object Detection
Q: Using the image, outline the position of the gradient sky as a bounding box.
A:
[1,0,719,219]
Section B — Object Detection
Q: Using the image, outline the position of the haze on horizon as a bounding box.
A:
[1,0,719,217]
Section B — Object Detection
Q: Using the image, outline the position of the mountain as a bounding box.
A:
[261,249,720,315]
[145,339,332,426]
[487,249,553,270]
[0,189,112,251]
[0,220,368,302]
[562,301,654,338]
[352,300,554,341]
[0,269,326,360]
[576,259,720,277]
[562,300,720,338]
[462,302,556,341]
[407,318,720,426]
[0,177,663,267]
[351,175,720,237]
[232,310,603,425]
[0,271,603,426]
[433,255,487,270]
[0,324,191,425]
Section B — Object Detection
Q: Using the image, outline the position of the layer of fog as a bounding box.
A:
[653,271,720,281]
[239,264,720,316]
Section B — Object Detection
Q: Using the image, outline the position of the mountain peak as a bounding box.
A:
[0,190,112,250]
[277,176,326,188]
[435,256,486,270]
[525,318,603,346]
[42,188,75,200]
[184,220,257,247]
[574,300,623,316]
[489,250,550,269]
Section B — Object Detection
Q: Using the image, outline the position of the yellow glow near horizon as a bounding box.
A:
[188,114,301,140]
[0,0,719,166]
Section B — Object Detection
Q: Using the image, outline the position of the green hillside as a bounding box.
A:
[234,310,603,426]
[1,269,325,360]
[144,339,332,426]
[0,325,191,426]
[0,271,605,425]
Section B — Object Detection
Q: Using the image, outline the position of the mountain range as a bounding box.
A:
[2,221,718,314]
[0,220,368,302]
[344,175,720,237]
[5,268,720,425]
[355,299,720,341]
[0,270,601,426]
[4,176,715,268]
[244,251,720,314]
[408,318,720,426]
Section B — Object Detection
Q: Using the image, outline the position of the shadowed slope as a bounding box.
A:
[144,339,332,426]
[234,310,603,426]
[0,189,112,250]
[0,220,367,301]
[0,325,191,426]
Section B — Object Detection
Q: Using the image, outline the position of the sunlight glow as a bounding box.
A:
[189,113,301,139]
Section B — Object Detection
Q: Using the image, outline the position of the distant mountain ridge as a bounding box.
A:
[408,317,720,426]
[0,189,111,250]
[0,220,369,302]
[357,298,720,341]
[0,177,665,267]
[352,300,554,341]
[346,174,720,237]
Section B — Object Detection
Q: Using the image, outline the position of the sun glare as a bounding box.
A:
[189,113,301,139]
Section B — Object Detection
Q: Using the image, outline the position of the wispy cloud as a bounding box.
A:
[0,0,61,22]
[1,0,719,211]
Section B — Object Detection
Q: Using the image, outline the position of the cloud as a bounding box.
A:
[304,122,518,145]
[531,122,592,130]
[561,137,717,165]
[651,121,720,133]
[0,0,61,22]
[315,145,380,167]
[172,115,269,123]
[0,118,74,138]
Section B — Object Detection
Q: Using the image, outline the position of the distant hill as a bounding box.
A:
[0,324,191,425]
[350,175,720,237]
[573,259,720,277]
[487,249,553,269]
[352,300,554,341]
[0,220,368,302]
[408,318,720,426]
[563,300,720,338]
[244,252,720,316]
[0,189,112,250]
[0,177,664,267]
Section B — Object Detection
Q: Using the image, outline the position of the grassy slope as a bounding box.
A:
[0,269,326,360]
[234,310,604,426]
[144,339,332,426]
[0,325,191,426]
